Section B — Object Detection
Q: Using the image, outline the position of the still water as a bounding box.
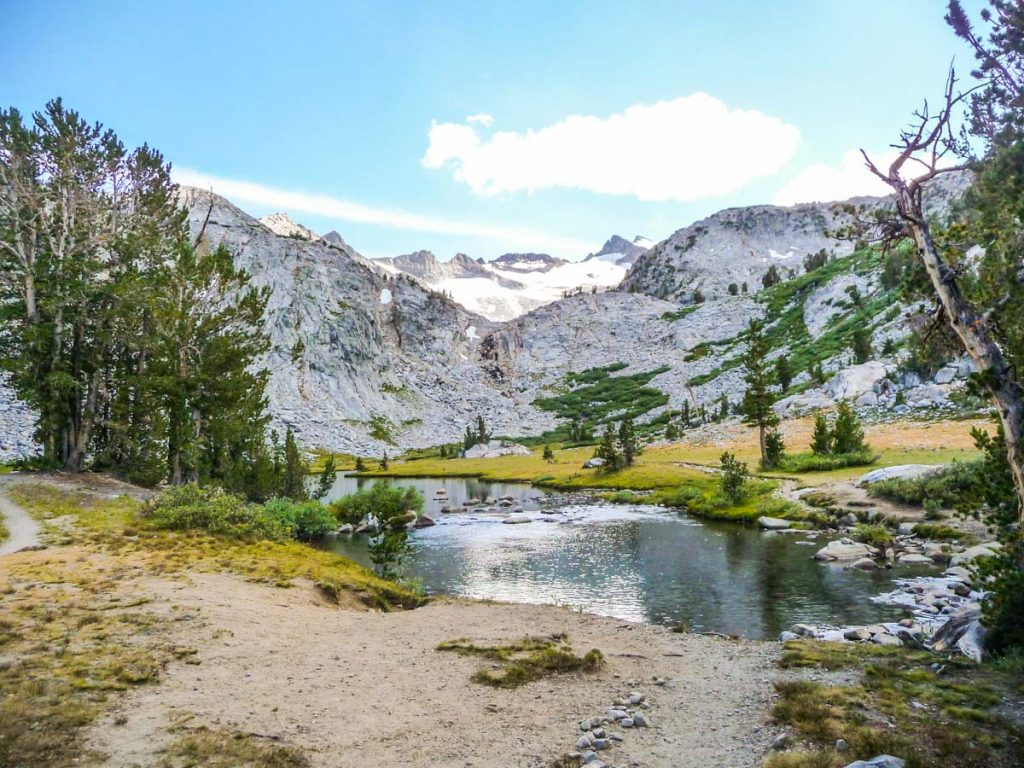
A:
[321,476,918,640]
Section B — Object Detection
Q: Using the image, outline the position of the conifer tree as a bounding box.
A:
[282,427,308,500]
[594,424,620,470]
[831,402,867,454]
[774,354,794,392]
[379,451,389,470]
[542,444,555,463]
[741,320,783,468]
[810,413,832,455]
[314,454,337,500]
[618,418,641,466]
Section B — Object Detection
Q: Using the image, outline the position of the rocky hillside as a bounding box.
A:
[620,173,971,304]
[181,188,545,456]
[584,235,652,266]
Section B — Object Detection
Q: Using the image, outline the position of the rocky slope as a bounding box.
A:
[620,173,971,303]
[585,234,652,266]
[182,188,545,455]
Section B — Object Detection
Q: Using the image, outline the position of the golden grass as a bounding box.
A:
[8,484,422,611]
[359,416,986,491]
[156,726,308,768]
[0,548,182,767]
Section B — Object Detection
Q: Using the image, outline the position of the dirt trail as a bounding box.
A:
[0,477,41,555]
[89,571,781,768]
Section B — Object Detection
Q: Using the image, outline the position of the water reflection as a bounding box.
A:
[320,477,914,640]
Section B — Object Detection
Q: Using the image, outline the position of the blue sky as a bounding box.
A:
[3,0,983,260]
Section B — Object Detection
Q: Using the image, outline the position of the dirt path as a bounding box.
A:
[88,571,781,768]
[0,477,41,555]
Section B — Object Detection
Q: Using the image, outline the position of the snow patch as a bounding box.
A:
[379,288,393,305]
[465,325,479,340]
[768,249,795,260]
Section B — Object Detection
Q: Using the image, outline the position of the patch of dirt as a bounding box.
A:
[87,571,781,768]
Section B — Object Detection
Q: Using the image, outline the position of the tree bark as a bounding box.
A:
[898,186,1024,521]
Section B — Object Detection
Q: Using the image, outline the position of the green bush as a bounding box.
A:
[720,452,749,504]
[852,523,892,548]
[262,498,336,541]
[756,497,804,521]
[867,461,982,507]
[144,484,288,541]
[328,482,424,525]
[777,450,877,473]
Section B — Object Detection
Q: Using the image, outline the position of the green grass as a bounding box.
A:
[776,450,878,473]
[0,513,7,543]
[436,634,604,688]
[660,305,700,322]
[770,640,1024,768]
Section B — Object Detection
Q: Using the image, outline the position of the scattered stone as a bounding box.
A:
[778,631,800,642]
[949,543,1001,567]
[627,692,644,705]
[606,709,628,722]
[413,514,436,528]
[836,738,848,752]
[631,713,648,728]
[791,623,818,638]
[843,627,872,642]
[897,553,934,566]
[871,633,902,647]
[770,732,793,750]
[583,457,606,469]
[502,513,532,524]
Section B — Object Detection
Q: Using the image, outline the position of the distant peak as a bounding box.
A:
[585,234,650,266]
[259,212,318,241]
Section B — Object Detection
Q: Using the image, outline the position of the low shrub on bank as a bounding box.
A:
[144,485,335,542]
[852,522,892,548]
[144,485,289,541]
[867,460,982,508]
[262,498,336,541]
[327,482,423,525]
[776,449,877,473]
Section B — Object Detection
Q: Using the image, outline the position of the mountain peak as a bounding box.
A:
[585,234,651,266]
[259,212,318,241]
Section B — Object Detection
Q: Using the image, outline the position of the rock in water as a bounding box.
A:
[814,540,878,561]
[758,516,792,530]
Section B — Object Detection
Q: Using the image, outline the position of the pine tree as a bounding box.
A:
[542,444,555,463]
[774,354,794,392]
[594,424,620,470]
[475,414,491,445]
[717,395,729,422]
[665,420,679,440]
[354,456,367,472]
[831,402,867,454]
[379,451,390,470]
[851,327,873,364]
[810,413,832,455]
[282,427,308,500]
[741,319,783,468]
[761,265,782,289]
[618,418,641,466]
[314,454,337,500]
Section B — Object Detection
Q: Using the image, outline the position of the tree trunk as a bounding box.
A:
[901,189,1024,521]
[758,423,767,467]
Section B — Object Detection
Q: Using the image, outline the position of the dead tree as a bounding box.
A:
[862,69,1024,521]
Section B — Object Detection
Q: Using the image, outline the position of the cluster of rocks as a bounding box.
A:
[557,688,655,768]
[782,532,999,661]
[775,356,978,419]
[0,375,38,462]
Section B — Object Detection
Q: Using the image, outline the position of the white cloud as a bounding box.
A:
[466,113,493,127]
[773,150,897,206]
[421,93,801,202]
[172,168,594,258]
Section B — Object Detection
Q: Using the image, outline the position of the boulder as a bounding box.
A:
[934,366,957,384]
[336,523,354,535]
[814,540,878,561]
[843,627,872,642]
[413,514,436,528]
[583,457,606,469]
[778,631,800,642]
[931,603,986,662]
[871,633,902,647]
[949,542,1001,567]
[440,505,456,514]
[758,516,792,530]
[386,511,417,529]
[827,361,889,401]
[773,390,835,418]
[859,465,944,486]
[791,623,818,638]
[463,440,531,459]
[842,757,906,768]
